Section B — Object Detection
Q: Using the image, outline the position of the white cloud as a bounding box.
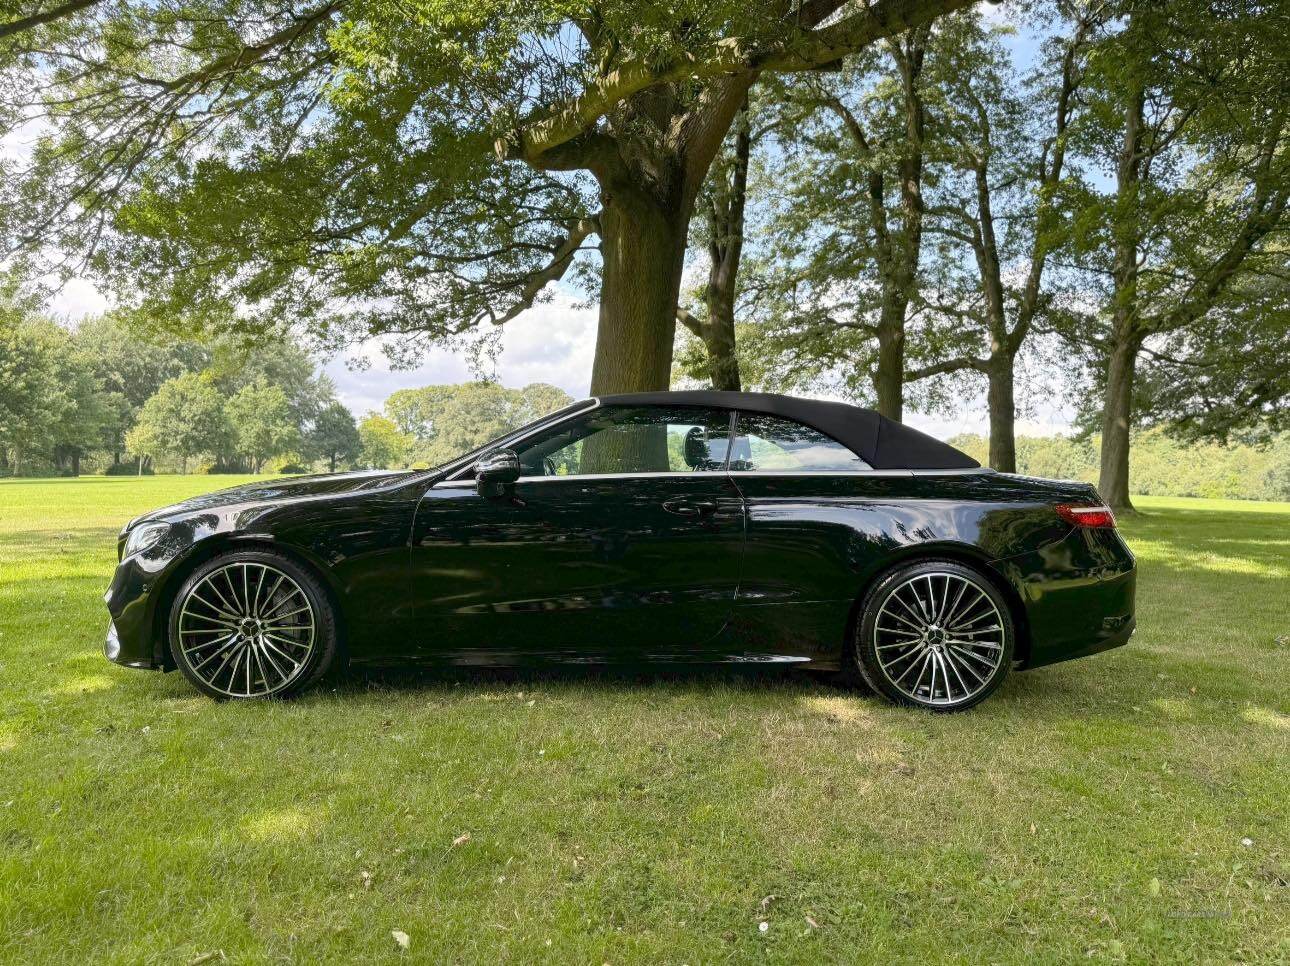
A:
[47,276,110,320]
[324,288,598,416]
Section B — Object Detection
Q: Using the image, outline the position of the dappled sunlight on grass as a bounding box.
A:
[1241,705,1289,731]
[241,806,328,844]
[800,693,880,726]
[1130,539,1284,578]
[44,673,117,698]
[1148,697,1197,721]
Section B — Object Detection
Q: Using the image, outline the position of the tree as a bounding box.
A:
[126,373,231,473]
[1061,0,1289,510]
[903,7,1095,471]
[357,415,408,471]
[0,313,62,474]
[46,335,112,475]
[205,336,334,429]
[226,382,300,472]
[1132,267,1290,443]
[385,381,572,467]
[0,1,102,45]
[740,20,965,419]
[308,401,361,472]
[4,0,978,401]
[0,284,110,476]
[74,313,206,464]
[677,97,756,391]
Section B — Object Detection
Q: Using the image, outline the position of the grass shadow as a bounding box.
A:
[328,661,848,699]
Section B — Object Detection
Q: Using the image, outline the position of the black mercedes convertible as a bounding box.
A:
[104,391,1136,710]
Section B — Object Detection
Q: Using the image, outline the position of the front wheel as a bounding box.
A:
[168,550,340,700]
[854,560,1014,711]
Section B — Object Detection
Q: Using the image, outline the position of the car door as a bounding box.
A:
[407,405,746,663]
[722,411,894,661]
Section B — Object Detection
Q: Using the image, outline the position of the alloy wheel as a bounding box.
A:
[176,561,316,698]
[872,571,1006,707]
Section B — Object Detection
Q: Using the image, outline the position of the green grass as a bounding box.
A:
[1,477,1286,963]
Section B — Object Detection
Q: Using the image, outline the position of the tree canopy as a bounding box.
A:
[1,0,976,390]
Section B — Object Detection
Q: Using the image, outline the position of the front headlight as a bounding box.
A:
[123,521,171,558]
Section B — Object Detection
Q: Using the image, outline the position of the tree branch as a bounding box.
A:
[0,0,100,41]
[905,356,984,381]
[132,2,344,93]
[486,216,600,326]
[676,306,704,337]
[496,0,976,165]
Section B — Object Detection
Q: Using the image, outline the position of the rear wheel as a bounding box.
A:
[854,560,1013,711]
[169,550,339,700]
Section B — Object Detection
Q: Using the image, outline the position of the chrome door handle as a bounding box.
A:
[663,499,718,517]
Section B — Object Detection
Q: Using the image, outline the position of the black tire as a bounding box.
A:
[853,559,1014,712]
[168,549,340,700]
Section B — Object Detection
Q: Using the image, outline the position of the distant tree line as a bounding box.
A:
[1,282,574,477]
[0,290,361,476]
[360,382,573,471]
[951,430,1290,503]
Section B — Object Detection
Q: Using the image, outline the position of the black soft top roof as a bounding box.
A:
[595,390,979,471]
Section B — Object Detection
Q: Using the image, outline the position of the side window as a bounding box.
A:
[729,413,870,473]
[513,406,732,477]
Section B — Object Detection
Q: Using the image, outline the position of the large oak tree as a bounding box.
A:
[2,0,976,394]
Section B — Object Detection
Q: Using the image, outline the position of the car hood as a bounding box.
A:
[124,470,422,530]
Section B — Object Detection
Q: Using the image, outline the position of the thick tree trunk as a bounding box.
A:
[873,312,906,422]
[1097,67,1145,514]
[986,357,1016,473]
[1098,335,1138,512]
[329,453,337,473]
[701,310,741,391]
[590,189,690,395]
[696,98,750,393]
[71,450,81,477]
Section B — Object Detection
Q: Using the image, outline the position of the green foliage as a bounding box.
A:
[951,428,1290,502]
[73,312,206,459]
[739,15,1031,412]
[0,285,115,474]
[4,0,597,362]
[0,287,358,475]
[357,414,409,470]
[307,401,362,473]
[226,382,301,473]
[1058,0,1289,440]
[385,381,571,467]
[126,373,233,473]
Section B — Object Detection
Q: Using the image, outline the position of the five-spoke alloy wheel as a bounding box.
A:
[169,550,339,700]
[854,560,1014,711]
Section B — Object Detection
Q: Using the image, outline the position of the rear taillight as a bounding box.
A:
[1055,504,1117,529]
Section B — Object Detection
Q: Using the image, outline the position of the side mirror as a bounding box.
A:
[475,448,520,496]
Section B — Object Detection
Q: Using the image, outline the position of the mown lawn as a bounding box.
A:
[0,477,1286,963]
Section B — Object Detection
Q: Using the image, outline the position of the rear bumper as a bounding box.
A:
[995,527,1137,670]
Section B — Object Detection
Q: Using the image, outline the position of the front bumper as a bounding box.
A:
[104,554,172,670]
